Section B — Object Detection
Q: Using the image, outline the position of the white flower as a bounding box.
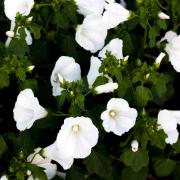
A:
[75,14,107,53]
[87,56,102,88]
[5,21,32,47]
[50,56,81,96]
[4,0,34,21]
[161,31,180,72]
[74,0,104,16]
[155,52,166,65]
[55,116,99,159]
[157,109,180,144]
[131,140,139,152]
[44,143,74,170]
[102,0,130,29]
[13,89,48,131]
[98,38,123,60]
[158,12,170,20]
[27,148,57,180]
[95,82,118,94]
[101,98,137,136]
[0,175,8,180]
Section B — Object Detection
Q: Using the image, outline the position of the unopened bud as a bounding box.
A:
[158,12,170,20]
[6,31,14,38]
[27,65,35,72]
[131,140,139,152]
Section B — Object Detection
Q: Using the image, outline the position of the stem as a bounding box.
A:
[51,112,70,117]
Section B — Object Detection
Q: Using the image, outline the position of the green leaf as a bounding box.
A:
[0,71,9,89]
[74,94,85,110]
[172,139,180,153]
[153,158,176,177]
[157,19,167,30]
[120,150,149,172]
[121,167,148,180]
[150,130,166,150]
[16,67,26,81]
[30,24,41,39]
[19,79,38,92]
[0,135,8,157]
[66,166,85,180]
[27,163,48,180]
[134,86,152,107]
[83,150,113,178]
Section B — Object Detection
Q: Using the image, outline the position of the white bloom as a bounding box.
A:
[95,82,118,94]
[158,12,170,20]
[158,109,180,144]
[50,56,81,96]
[4,0,34,21]
[101,98,137,136]
[74,0,104,16]
[87,56,102,88]
[55,116,99,159]
[75,14,107,53]
[13,89,48,131]
[27,148,57,180]
[98,38,123,60]
[162,31,180,72]
[44,143,74,170]
[5,21,32,47]
[161,31,177,43]
[131,140,139,152]
[155,52,166,65]
[0,176,8,180]
[102,0,130,29]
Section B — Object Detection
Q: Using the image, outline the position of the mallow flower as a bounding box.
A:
[4,0,34,21]
[101,98,137,136]
[13,89,48,131]
[102,0,130,29]
[55,116,99,159]
[98,38,123,60]
[50,56,81,96]
[162,31,180,72]
[74,0,104,16]
[43,143,74,170]
[5,21,32,47]
[158,109,180,144]
[87,56,102,88]
[75,14,107,53]
[0,176,8,180]
[27,148,57,180]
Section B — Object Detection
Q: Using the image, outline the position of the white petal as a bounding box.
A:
[87,56,102,88]
[102,2,130,29]
[75,0,104,16]
[161,31,177,43]
[75,14,107,53]
[158,110,177,132]
[165,130,179,144]
[4,0,34,21]
[44,143,74,170]
[98,38,123,60]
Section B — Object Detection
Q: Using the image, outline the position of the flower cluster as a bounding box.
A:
[1,0,180,179]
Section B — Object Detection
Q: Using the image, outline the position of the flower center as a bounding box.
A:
[109,110,116,118]
[53,73,64,83]
[72,124,80,133]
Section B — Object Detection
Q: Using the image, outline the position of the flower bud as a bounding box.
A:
[95,82,118,94]
[158,12,170,20]
[131,140,139,152]
[6,31,14,38]
[27,65,35,72]
[154,52,166,69]
[26,170,32,176]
